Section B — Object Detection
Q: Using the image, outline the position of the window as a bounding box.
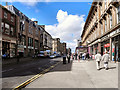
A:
[5,23,10,35]
[35,40,38,48]
[28,37,31,46]
[36,29,38,36]
[4,12,7,19]
[29,25,31,34]
[1,22,4,33]
[24,36,26,46]
[10,27,14,36]
[101,23,103,35]
[100,5,102,16]
[11,16,14,22]
[105,0,107,10]
[105,20,107,32]
[29,23,33,35]
[28,37,33,46]
[110,14,112,28]
[117,5,120,24]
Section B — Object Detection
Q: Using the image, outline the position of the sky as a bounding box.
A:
[1,1,91,53]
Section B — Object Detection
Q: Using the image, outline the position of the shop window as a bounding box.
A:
[117,5,120,24]
[11,16,14,22]
[10,27,14,36]
[110,14,112,28]
[31,38,33,47]
[5,23,10,35]
[4,12,7,19]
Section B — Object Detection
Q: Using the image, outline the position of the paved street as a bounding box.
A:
[25,59,118,88]
[2,57,61,88]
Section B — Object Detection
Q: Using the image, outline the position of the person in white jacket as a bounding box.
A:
[95,52,102,70]
[102,51,110,70]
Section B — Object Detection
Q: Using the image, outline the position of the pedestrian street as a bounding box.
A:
[26,59,118,88]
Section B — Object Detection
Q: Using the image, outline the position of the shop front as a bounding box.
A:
[18,45,24,57]
[101,39,110,56]
[111,35,120,61]
[28,46,34,56]
[2,41,16,58]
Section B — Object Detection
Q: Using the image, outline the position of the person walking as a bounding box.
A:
[17,53,20,64]
[102,51,110,70]
[67,53,71,63]
[82,53,84,60]
[75,53,78,60]
[95,52,102,70]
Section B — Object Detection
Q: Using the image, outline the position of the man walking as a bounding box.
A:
[95,52,102,70]
[102,51,110,70]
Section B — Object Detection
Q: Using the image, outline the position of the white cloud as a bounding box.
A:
[31,18,37,21]
[45,10,85,53]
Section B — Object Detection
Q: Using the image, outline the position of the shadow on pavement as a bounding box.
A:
[2,57,60,78]
[100,66,116,70]
[50,59,73,72]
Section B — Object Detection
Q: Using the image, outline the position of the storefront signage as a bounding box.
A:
[18,45,24,48]
[104,43,110,48]
[110,28,120,37]
[28,46,34,49]
[101,35,110,41]
[18,50,24,52]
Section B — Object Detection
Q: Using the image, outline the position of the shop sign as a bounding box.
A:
[18,50,24,52]
[110,28,120,37]
[101,35,110,41]
[18,45,24,48]
[104,43,110,48]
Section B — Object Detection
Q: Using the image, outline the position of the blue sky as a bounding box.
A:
[1,2,91,25]
[1,2,91,52]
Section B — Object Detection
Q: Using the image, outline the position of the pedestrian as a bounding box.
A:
[102,51,110,70]
[17,53,20,64]
[67,53,70,63]
[75,53,77,60]
[95,52,102,70]
[83,53,86,60]
[82,53,84,60]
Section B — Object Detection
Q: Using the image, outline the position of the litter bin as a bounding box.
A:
[63,56,66,64]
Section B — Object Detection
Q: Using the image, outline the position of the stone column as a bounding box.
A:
[110,37,112,61]
[98,42,101,53]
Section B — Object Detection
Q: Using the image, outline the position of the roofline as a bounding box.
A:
[81,2,97,38]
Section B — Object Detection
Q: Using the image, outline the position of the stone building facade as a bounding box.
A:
[52,38,67,55]
[81,1,120,61]
[1,5,17,58]
[1,5,52,58]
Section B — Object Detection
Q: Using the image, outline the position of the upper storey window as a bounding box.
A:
[4,12,7,19]
[117,5,120,24]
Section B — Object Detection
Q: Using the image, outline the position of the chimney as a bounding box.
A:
[34,21,38,25]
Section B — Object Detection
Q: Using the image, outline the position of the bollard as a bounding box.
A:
[63,56,66,64]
